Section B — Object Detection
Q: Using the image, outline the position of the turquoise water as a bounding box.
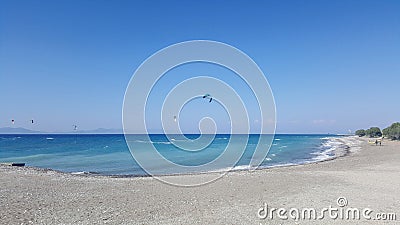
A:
[0,134,342,176]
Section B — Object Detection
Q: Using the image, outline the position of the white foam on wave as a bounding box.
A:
[46,137,54,140]
[195,160,306,174]
[310,137,355,162]
[212,161,299,173]
[253,162,297,171]
[232,165,251,170]
[206,165,248,173]
[71,171,86,175]
[311,148,336,161]
[71,171,100,175]
[133,140,172,145]
[170,138,194,142]
[154,141,172,145]
[1,137,22,141]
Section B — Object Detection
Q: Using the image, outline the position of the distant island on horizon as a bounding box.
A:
[0,127,123,134]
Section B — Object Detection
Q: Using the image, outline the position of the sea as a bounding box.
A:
[0,134,346,176]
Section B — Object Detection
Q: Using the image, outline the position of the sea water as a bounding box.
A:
[0,134,345,176]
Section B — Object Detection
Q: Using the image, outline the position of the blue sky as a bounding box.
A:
[1,0,399,133]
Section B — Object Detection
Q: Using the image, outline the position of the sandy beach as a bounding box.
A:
[1,136,399,224]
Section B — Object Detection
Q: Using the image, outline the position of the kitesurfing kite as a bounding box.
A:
[203,94,213,103]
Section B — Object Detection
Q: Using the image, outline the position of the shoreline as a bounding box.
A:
[2,136,399,224]
[1,136,359,179]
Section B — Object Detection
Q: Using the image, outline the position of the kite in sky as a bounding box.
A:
[203,94,212,103]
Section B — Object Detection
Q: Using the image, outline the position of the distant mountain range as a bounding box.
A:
[0,127,40,134]
[0,127,123,134]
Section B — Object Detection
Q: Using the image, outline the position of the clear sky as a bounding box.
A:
[1,0,399,133]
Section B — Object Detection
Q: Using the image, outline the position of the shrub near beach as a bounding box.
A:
[355,129,366,137]
[356,123,400,140]
[383,122,400,140]
[355,127,382,137]
[366,127,382,138]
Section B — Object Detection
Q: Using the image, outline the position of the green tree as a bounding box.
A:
[383,122,400,140]
[365,127,382,138]
[355,129,366,137]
